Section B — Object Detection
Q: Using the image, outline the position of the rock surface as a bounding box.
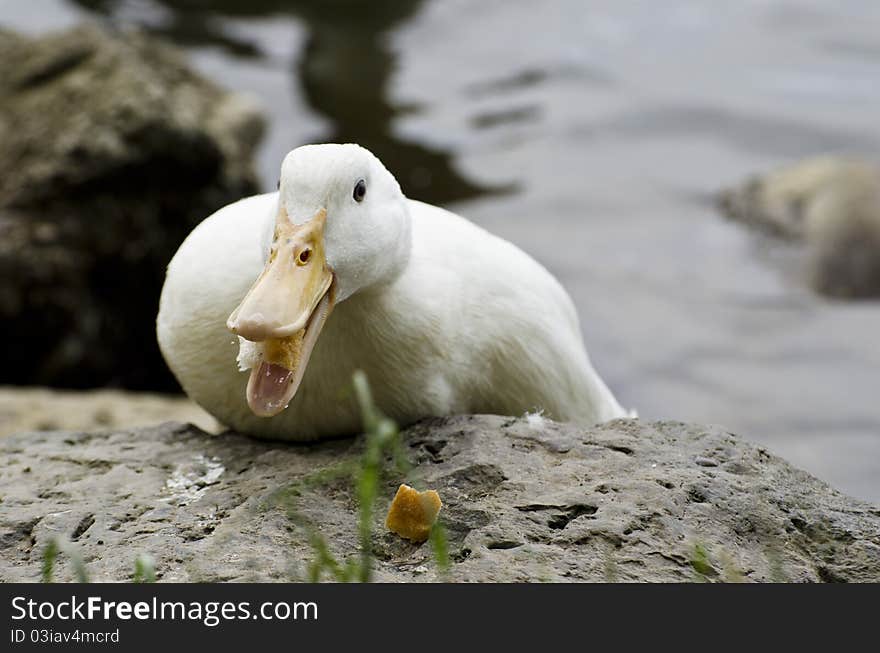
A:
[0,25,264,390]
[718,156,880,299]
[1,416,878,582]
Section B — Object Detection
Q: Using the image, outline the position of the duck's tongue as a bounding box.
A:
[247,361,295,416]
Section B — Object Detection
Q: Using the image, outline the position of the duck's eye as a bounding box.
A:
[276,179,280,190]
[297,248,312,265]
[353,179,366,202]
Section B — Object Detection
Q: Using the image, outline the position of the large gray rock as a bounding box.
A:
[1,416,878,582]
[0,25,264,390]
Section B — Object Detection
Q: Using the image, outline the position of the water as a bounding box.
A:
[4,0,879,501]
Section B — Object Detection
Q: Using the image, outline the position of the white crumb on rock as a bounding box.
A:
[525,410,546,430]
[163,454,225,506]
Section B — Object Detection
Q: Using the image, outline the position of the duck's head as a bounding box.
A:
[226,143,411,417]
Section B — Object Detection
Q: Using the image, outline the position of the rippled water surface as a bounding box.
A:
[5,0,880,500]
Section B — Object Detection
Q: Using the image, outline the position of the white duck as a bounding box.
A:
[157,143,626,440]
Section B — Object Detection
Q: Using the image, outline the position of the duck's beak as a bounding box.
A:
[227,207,336,417]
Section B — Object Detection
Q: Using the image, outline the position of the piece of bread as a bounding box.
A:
[263,333,303,369]
[385,484,442,543]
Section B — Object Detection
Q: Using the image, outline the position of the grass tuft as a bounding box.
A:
[133,554,157,583]
[429,521,450,574]
[41,539,59,583]
[41,538,90,583]
[690,542,718,580]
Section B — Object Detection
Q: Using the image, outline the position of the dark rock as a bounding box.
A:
[0,25,264,390]
[1,415,878,582]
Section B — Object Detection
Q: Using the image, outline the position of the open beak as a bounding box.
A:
[227,207,335,417]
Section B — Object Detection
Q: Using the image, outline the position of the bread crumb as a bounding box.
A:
[385,484,442,543]
[236,337,261,371]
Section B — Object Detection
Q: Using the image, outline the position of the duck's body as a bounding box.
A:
[158,144,625,440]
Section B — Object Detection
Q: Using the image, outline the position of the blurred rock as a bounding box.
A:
[0,25,264,390]
[718,157,880,299]
[0,386,218,437]
[1,415,878,582]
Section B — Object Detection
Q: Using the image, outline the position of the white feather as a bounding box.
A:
[525,410,547,431]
